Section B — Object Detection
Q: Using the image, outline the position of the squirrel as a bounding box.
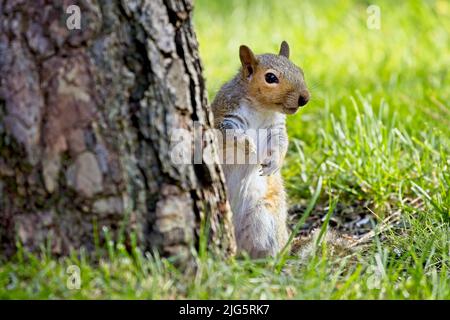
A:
[211,41,310,258]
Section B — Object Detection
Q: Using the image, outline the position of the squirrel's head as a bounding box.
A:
[239,41,309,114]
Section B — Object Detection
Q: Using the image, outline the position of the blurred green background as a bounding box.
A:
[195,0,450,133]
[195,0,450,205]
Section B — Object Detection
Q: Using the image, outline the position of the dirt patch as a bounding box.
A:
[288,200,374,239]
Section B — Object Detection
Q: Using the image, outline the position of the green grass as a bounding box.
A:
[1,0,449,299]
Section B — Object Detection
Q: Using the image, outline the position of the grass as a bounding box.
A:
[1,0,449,299]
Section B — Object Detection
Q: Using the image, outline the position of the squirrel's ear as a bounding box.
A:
[279,41,290,59]
[239,45,257,77]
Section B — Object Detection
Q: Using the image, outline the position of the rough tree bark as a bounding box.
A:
[0,0,235,260]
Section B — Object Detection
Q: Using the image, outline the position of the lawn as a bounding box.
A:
[1,0,449,299]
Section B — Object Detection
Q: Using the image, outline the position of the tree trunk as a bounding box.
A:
[0,0,235,260]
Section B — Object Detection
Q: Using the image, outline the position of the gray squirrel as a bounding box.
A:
[212,41,310,258]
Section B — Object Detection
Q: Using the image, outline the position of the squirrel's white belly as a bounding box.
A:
[221,102,287,257]
[223,163,280,257]
[222,164,268,222]
[222,107,272,219]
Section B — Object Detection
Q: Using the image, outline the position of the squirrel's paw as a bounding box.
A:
[259,154,281,176]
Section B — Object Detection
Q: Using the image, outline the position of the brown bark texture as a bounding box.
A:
[0,0,235,259]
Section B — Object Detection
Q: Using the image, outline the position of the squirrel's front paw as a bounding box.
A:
[259,153,281,176]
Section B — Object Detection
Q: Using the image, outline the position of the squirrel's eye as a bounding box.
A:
[265,72,279,84]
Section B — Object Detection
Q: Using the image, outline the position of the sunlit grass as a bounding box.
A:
[0,0,449,299]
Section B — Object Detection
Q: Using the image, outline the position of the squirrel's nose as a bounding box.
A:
[298,91,310,106]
